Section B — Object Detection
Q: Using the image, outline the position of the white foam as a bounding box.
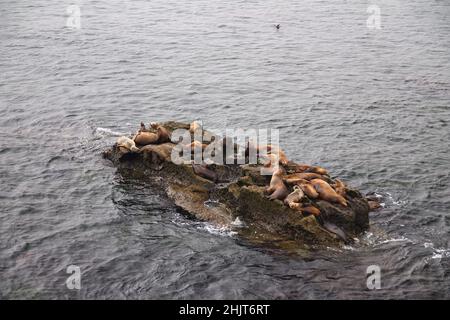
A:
[385,191,407,207]
[95,127,125,137]
[198,223,237,237]
[423,242,450,260]
[377,236,411,245]
[360,232,412,246]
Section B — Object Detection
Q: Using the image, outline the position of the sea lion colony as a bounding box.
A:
[115,121,381,223]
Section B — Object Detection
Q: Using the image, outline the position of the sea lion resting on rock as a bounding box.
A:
[192,163,218,182]
[297,205,321,217]
[267,145,289,166]
[306,166,329,176]
[283,181,346,239]
[333,179,347,197]
[266,168,289,201]
[284,185,305,209]
[292,164,329,176]
[134,131,159,145]
[283,172,331,184]
[189,121,202,135]
[250,143,289,166]
[188,140,208,152]
[262,153,279,168]
[310,179,348,207]
[284,187,321,217]
[117,136,139,153]
[133,123,171,146]
[295,179,319,199]
[139,143,174,162]
[151,122,171,143]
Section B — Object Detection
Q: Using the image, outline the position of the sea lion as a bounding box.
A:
[297,205,321,217]
[134,131,159,145]
[305,166,329,176]
[283,185,305,209]
[295,179,319,199]
[189,121,202,134]
[192,163,218,182]
[117,136,139,153]
[189,140,208,151]
[333,179,347,197]
[310,179,347,207]
[266,168,289,201]
[248,143,289,166]
[262,153,279,167]
[151,123,171,143]
[368,200,381,211]
[266,144,289,166]
[366,193,382,211]
[315,215,348,242]
[283,172,329,184]
[274,149,289,166]
[292,164,312,172]
[139,143,173,162]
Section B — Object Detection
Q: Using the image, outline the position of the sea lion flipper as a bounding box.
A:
[321,220,348,242]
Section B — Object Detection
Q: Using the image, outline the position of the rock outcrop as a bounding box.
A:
[103,121,371,253]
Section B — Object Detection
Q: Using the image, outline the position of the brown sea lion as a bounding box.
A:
[368,200,381,211]
[366,194,382,211]
[293,164,312,172]
[192,163,218,182]
[266,168,289,201]
[151,123,171,143]
[262,153,279,167]
[139,143,173,162]
[134,131,159,145]
[189,140,208,151]
[305,166,329,176]
[333,179,347,197]
[295,179,319,199]
[189,121,202,134]
[283,172,329,184]
[277,150,289,166]
[139,143,174,165]
[267,145,289,166]
[310,179,347,207]
[283,185,305,209]
[249,143,289,166]
[297,205,321,217]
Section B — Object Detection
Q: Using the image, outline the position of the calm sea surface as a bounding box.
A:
[1,0,449,299]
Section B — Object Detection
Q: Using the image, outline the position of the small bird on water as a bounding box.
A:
[275,24,280,30]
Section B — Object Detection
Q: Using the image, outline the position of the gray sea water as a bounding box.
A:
[1,0,449,299]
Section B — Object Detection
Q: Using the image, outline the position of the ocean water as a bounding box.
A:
[0,0,449,299]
